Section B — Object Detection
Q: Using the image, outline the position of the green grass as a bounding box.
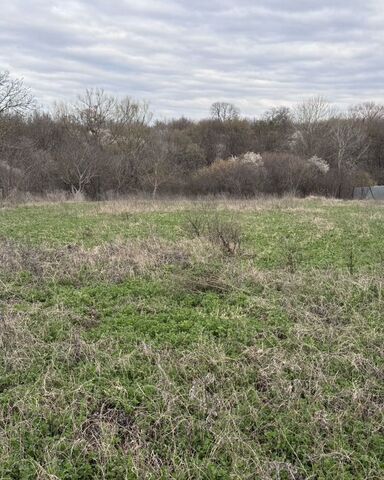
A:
[0,197,383,479]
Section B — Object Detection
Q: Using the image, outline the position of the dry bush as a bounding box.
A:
[185,212,242,255]
[262,152,318,195]
[184,212,208,238]
[207,216,242,255]
[190,156,264,195]
[45,190,69,202]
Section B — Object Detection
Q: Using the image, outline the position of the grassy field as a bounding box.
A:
[0,197,383,479]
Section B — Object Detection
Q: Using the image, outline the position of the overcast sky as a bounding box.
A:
[1,0,384,119]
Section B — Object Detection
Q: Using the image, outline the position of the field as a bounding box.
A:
[0,197,383,479]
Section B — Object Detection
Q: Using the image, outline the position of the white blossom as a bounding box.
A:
[308,155,329,174]
[242,152,264,167]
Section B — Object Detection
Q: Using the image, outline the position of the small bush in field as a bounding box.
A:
[207,216,241,255]
[185,213,242,255]
[185,213,208,237]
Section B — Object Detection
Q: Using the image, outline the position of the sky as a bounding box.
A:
[1,0,384,119]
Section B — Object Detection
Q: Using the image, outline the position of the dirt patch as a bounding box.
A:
[81,401,141,452]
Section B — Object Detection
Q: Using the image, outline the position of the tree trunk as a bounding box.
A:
[152,180,158,198]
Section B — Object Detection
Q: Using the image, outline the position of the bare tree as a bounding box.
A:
[0,72,35,198]
[108,97,152,192]
[210,102,240,122]
[292,96,334,157]
[258,106,293,151]
[114,97,152,127]
[0,71,35,116]
[263,106,291,124]
[56,136,100,195]
[330,118,368,171]
[54,92,153,196]
[53,102,102,196]
[349,102,384,177]
[75,88,116,143]
[143,128,179,197]
[75,90,152,145]
[329,115,369,196]
[294,95,332,125]
[350,102,384,122]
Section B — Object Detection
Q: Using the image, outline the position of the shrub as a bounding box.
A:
[185,213,242,255]
[207,216,241,255]
[190,153,265,195]
[262,152,331,196]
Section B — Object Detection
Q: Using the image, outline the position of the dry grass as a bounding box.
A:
[95,195,336,215]
[0,237,219,286]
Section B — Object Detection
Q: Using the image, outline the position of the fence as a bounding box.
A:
[353,185,384,200]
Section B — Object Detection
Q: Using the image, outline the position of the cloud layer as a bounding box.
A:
[1,0,384,118]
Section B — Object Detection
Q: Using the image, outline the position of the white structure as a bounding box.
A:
[353,186,384,200]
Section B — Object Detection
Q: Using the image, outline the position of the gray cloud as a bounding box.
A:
[1,0,383,118]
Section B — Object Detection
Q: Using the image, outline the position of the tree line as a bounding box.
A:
[1,70,383,200]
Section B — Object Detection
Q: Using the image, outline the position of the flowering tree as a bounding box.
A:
[242,152,264,167]
[307,155,329,174]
